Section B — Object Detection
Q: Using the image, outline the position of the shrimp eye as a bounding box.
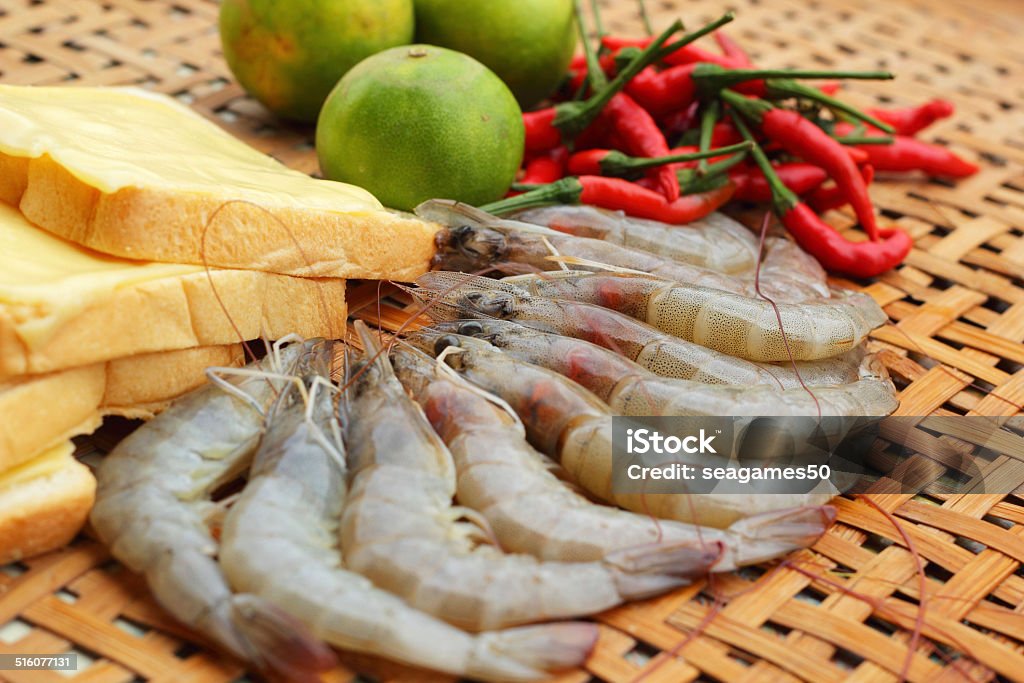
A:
[434,335,461,356]
[458,321,484,336]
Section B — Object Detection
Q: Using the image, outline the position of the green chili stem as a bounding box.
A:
[602,141,751,174]
[638,0,654,35]
[480,178,584,215]
[575,0,607,93]
[765,78,895,133]
[697,99,721,175]
[835,135,894,145]
[678,150,748,194]
[729,110,799,214]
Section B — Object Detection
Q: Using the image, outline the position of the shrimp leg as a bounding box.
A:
[392,342,834,570]
[90,339,334,682]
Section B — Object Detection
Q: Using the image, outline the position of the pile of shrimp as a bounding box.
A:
[89,200,899,681]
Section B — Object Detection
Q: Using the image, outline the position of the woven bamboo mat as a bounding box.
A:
[2,0,1023,681]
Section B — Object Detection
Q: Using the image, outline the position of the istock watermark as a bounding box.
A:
[611,415,1024,495]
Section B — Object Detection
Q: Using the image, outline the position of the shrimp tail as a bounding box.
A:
[606,539,724,580]
[229,594,337,683]
[470,622,598,681]
[717,504,837,570]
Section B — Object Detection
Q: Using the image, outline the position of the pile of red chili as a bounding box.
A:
[481,9,979,279]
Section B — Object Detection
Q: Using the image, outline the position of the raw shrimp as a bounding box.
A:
[426,320,898,418]
[514,205,761,273]
[515,205,830,293]
[391,343,836,571]
[502,270,886,362]
[413,272,858,388]
[405,329,837,529]
[418,199,828,302]
[340,322,706,631]
[90,339,335,682]
[219,340,592,682]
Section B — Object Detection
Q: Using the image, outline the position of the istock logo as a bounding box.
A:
[626,428,718,454]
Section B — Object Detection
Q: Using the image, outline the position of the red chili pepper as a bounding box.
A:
[568,53,618,93]
[808,165,875,212]
[480,175,734,225]
[866,99,954,136]
[730,162,829,202]
[520,147,569,185]
[711,121,743,147]
[731,121,911,277]
[817,82,841,96]
[834,122,978,177]
[625,64,698,117]
[714,31,754,67]
[567,142,751,177]
[602,93,680,201]
[846,146,870,165]
[724,94,882,241]
[523,109,562,153]
[782,204,911,278]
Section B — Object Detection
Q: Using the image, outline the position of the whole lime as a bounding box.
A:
[219,0,414,122]
[414,0,576,109]
[316,45,525,211]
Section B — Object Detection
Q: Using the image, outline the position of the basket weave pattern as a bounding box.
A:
[1,0,1023,681]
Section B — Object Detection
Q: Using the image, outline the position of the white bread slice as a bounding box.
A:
[0,201,347,378]
[0,442,95,564]
[0,344,244,474]
[0,84,439,280]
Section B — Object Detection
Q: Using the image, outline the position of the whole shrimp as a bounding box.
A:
[413,273,860,388]
[426,319,899,418]
[418,199,828,303]
[340,322,706,631]
[515,205,826,290]
[502,270,887,362]
[90,339,336,682]
[391,343,836,571]
[218,340,593,682]
[405,329,837,529]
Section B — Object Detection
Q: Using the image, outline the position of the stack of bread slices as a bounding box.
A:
[0,84,438,563]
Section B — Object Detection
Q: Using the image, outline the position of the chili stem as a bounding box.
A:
[575,0,608,92]
[604,140,751,173]
[638,0,654,36]
[835,135,894,145]
[697,100,720,175]
[480,178,583,214]
[766,79,895,133]
[729,110,799,213]
[590,0,606,40]
[678,150,748,193]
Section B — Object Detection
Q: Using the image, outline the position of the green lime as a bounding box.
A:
[316,45,525,211]
[414,0,576,108]
[219,0,414,122]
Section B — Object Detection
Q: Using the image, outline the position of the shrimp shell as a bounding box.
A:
[219,341,592,682]
[90,340,334,682]
[406,330,836,529]
[413,272,858,388]
[419,199,828,302]
[340,323,702,631]
[392,343,835,570]
[428,320,898,418]
[503,271,886,362]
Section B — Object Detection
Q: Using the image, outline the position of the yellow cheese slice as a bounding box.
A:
[0,441,74,492]
[0,202,201,348]
[0,84,379,211]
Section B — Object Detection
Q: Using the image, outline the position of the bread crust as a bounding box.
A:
[1,264,346,379]
[0,457,95,564]
[0,344,244,473]
[9,153,439,279]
